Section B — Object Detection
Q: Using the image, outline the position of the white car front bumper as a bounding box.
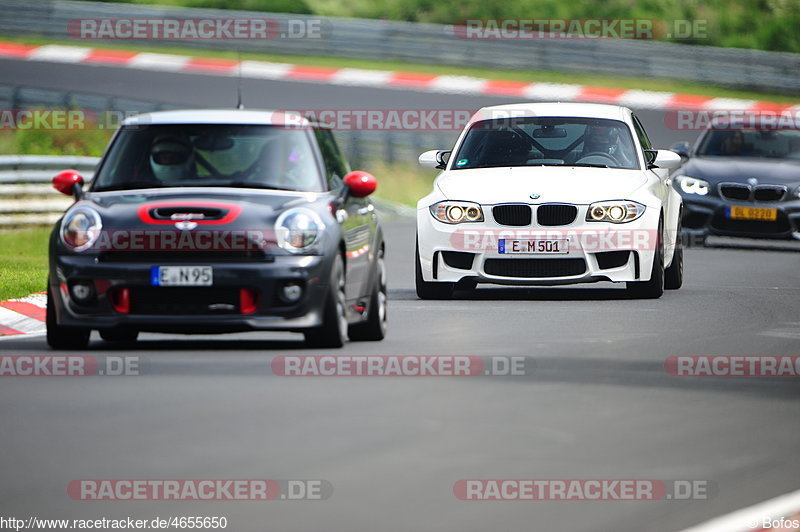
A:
[417,203,662,286]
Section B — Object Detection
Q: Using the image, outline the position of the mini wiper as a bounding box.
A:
[571,163,609,168]
[224,182,297,191]
[94,182,169,192]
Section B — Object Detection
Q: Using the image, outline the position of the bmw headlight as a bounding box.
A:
[430,201,484,224]
[674,175,710,196]
[60,206,102,252]
[275,208,324,253]
[586,201,646,223]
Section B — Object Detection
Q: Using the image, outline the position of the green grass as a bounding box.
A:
[3,34,799,103]
[369,161,434,207]
[0,228,50,301]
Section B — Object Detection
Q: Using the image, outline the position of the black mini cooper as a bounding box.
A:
[47,109,386,349]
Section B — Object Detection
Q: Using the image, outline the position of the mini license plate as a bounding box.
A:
[498,239,569,254]
[151,266,213,286]
[727,206,777,221]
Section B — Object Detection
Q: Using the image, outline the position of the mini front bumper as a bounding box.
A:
[50,254,330,333]
[417,206,662,286]
[679,194,800,240]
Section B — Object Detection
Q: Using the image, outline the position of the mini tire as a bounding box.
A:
[304,254,347,348]
[46,286,90,350]
[349,247,387,341]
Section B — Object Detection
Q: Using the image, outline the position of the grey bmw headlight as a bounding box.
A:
[674,175,710,196]
[275,208,324,252]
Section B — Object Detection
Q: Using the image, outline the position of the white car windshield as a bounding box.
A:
[452,117,640,170]
[92,124,325,192]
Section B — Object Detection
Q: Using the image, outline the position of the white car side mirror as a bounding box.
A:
[419,150,450,170]
[650,149,682,170]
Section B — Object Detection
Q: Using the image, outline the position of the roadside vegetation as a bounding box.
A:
[87,0,800,53]
[0,228,50,301]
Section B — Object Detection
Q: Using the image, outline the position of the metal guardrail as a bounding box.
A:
[0,153,415,228]
[0,83,458,169]
[0,155,97,227]
[0,0,798,93]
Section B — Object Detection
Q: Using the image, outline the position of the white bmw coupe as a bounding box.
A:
[416,102,683,299]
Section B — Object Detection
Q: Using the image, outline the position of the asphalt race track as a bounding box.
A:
[1,58,800,532]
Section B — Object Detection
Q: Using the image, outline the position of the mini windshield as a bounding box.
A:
[452,117,640,170]
[695,128,800,159]
[92,124,325,192]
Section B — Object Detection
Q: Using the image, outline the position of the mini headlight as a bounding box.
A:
[275,208,324,252]
[586,201,646,223]
[674,175,710,196]
[60,206,102,252]
[430,201,484,224]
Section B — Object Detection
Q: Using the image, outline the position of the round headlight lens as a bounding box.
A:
[608,205,625,221]
[276,209,323,252]
[61,206,102,252]
[447,205,464,222]
[590,205,606,220]
[465,206,482,221]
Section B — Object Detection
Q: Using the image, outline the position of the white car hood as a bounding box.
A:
[436,166,649,205]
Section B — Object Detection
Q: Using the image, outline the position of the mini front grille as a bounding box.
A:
[492,204,532,226]
[753,186,786,202]
[483,258,586,278]
[129,287,241,315]
[536,204,578,226]
[719,184,751,201]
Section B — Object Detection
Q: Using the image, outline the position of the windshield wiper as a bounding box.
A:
[93,182,170,192]
[570,163,609,168]
[223,182,298,191]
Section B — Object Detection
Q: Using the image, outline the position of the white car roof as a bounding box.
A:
[471,102,632,123]
[122,109,310,127]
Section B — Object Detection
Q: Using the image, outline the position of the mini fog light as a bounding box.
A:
[280,282,303,303]
[70,282,95,303]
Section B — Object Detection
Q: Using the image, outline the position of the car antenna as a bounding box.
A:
[236,49,244,109]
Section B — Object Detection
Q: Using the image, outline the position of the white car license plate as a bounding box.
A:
[499,238,569,254]
[151,266,213,286]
